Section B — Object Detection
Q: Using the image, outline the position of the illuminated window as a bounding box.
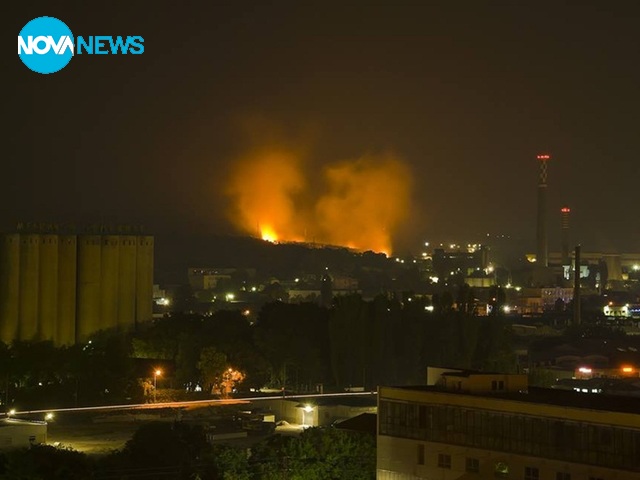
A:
[438,453,451,469]
[417,444,425,465]
[466,457,479,473]
[525,466,539,480]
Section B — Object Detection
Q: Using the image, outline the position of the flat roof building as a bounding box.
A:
[378,370,640,479]
[0,418,47,450]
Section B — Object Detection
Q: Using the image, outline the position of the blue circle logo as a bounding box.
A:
[18,16,74,74]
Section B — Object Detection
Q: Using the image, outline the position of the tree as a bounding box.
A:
[97,422,207,478]
[197,347,228,395]
[1,445,91,480]
[201,445,251,480]
[249,427,375,479]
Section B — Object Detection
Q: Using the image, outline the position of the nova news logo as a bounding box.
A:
[18,16,144,74]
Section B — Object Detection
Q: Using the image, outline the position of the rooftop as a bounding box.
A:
[391,385,640,415]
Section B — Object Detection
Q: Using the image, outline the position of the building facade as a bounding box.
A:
[378,372,640,480]
[0,418,47,449]
[0,229,153,345]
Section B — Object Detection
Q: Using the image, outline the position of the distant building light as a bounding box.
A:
[622,366,634,373]
[578,367,592,374]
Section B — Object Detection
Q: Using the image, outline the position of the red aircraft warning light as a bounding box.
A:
[561,207,571,213]
[537,154,551,160]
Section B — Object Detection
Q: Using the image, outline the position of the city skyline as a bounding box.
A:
[10,1,640,254]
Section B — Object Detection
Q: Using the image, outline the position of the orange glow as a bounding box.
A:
[315,154,412,254]
[226,141,412,254]
[227,148,306,244]
[622,366,634,373]
[261,226,278,243]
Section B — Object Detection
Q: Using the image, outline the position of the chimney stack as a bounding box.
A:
[536,154,550,267]
[561,207,571,266]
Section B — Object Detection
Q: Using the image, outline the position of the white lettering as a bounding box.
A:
[52,35,74,55]
[17,35,74,55]
[18,36,30,54]
[32,36,49,54]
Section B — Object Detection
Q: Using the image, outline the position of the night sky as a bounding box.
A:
[11,1,640,254]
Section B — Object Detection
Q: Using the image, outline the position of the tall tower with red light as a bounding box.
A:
[536,154,550,267]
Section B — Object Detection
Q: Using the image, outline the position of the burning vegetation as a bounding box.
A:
[226,142,412,255]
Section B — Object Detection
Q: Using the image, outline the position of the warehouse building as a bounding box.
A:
[0,224,153,345]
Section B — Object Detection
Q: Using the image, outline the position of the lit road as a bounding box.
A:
[2,391,377,418]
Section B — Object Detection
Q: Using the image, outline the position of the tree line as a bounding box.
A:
[0,423,375,480]
[1,293,516,410]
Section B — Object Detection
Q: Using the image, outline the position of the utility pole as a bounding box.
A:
[573,245,581,326]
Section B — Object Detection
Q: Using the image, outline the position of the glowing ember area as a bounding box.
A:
[227,146,412,254]
[227,149,306,244]
[261,227,278,243]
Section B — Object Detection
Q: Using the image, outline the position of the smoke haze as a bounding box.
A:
[315,156,412,254]
[226,137,413,254]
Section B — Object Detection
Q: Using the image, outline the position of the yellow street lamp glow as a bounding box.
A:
[8,409,16,417]
[45,413,54,421]
[153,369,162,402]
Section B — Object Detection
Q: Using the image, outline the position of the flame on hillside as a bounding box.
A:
[226,145,412,255]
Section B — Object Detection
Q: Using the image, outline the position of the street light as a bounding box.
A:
[153,369,162,402]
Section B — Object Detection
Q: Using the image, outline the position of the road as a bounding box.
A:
[3,391,377,417]
[3,391,377,455]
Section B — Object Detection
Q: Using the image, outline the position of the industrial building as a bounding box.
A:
[377,368,640,479]
[0,418,47,449]
[0,225,153,345]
